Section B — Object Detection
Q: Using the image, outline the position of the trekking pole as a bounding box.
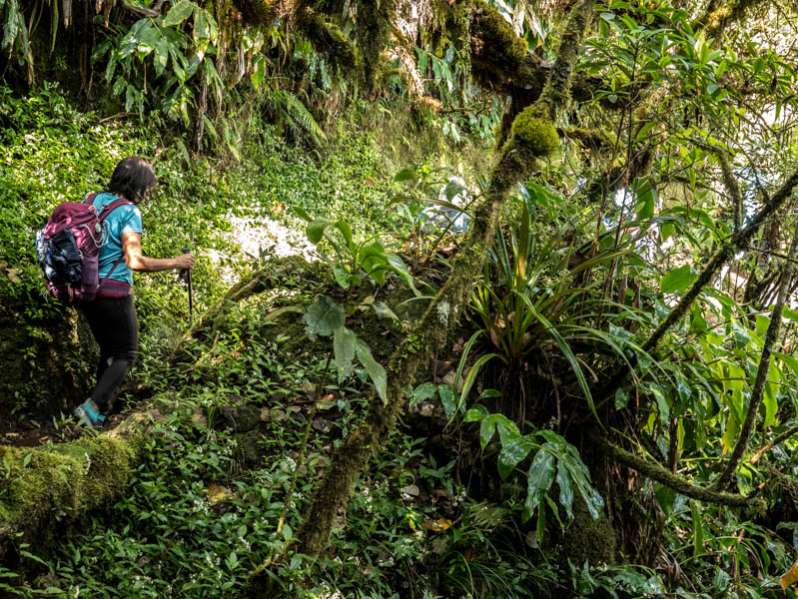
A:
[182,246,193,326]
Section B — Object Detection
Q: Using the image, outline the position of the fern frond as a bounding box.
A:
[272,89,327,147]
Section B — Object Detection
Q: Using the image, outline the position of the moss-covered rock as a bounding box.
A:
[559,495,618,565]
[0,302,96,422]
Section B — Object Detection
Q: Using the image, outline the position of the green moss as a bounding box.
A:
[510,105,559,158]
[356,0,397,92]
[560,495,617,564]
[233,0,278,27]
[300,10,361,70]
[470,1,538,88]
[0,433,142,537]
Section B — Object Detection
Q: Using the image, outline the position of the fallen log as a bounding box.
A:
[0,411,159,563]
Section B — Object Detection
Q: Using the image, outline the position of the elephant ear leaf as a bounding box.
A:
[304,295,344,338]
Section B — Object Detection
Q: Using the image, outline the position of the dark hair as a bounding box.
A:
[107,156,157,203]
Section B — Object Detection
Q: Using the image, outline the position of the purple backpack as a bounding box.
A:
[36,193,133,303]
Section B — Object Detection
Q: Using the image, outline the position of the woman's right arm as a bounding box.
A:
[122,231,195,272]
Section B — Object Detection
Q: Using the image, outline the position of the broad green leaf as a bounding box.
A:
[334,220,354,251]
[411,383,437,405]
[655,484,676,514]
[555,439,604,519]
[495,414,520,445]
[386,253,417,293]
[333,265,351,289]
[463,405,487,423]
[764,361,780,429]
[661,265,695,294]
[355,339,388,404]
[649,384,670,424]
[250,56,266,90]
[333,327,356,382]
[306,219,332,244]
[303,295,344,338]
[556,460,575,520]
[480,415,497,449]
[633,178,656,220]
[162,0,196,27]
[498,434,536,480]
[437,384,456,418]
[523,450,556,521]
[722,411,740,454]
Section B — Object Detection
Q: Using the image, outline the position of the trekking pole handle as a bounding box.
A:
[182,247,193,325]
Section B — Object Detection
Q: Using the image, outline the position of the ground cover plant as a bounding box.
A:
[8,0,798,598]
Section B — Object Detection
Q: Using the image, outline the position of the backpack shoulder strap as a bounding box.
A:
[83,192,98,206]
[98,199,134,223]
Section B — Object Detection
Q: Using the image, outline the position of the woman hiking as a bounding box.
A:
[73,156,195,427]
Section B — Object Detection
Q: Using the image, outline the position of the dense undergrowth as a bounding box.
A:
[9,0,798,597]
[0,83,439,425]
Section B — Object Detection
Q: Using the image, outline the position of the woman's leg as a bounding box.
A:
[80,296,138,412]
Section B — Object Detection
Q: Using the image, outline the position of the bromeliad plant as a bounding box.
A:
[464,182,643,424]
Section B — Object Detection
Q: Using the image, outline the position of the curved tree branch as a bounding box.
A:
[594,436,758,507]
[750,423,798,465]
[597,168,798,403]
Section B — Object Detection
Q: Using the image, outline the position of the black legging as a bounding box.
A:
[79,295,138,411]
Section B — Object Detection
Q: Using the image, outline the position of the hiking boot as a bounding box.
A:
[73,400,107,428]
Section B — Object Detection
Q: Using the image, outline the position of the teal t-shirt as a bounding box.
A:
[92,192,143,286]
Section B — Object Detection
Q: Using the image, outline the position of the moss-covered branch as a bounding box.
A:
[594,436,758,507]
[696,0,762,38]
[536,0,593,119]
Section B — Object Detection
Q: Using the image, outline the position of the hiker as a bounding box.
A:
[73,157,195,427]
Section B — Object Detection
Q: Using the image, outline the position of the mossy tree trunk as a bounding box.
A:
[0,413,156,562]
[297,0,595,558]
